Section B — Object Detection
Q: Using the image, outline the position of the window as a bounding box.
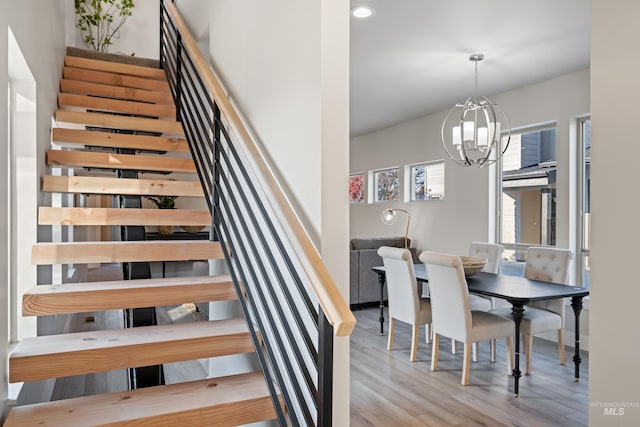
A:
[579,118,591,288]
[371,167,400,202]
[406,160,445,201]
[498,125,557,271]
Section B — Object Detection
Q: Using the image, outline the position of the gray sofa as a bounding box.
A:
[349,237,418,308]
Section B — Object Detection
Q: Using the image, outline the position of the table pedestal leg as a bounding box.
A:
[510,303,524,397]
[378,273,386,335]
[571,296,584,381]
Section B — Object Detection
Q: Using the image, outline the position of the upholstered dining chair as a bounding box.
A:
[521,246,572,374]
[419,251,514,385]
[467,242,506,361]
[451,242,505,361]
[492,246,572,375]
[378,246,432,362]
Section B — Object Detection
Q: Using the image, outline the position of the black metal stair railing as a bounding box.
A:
[160,1,354,426]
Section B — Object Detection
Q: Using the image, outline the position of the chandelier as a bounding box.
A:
[441,54,511,167]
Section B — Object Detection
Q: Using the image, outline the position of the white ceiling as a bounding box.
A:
[179,1,591,138]
[350,0,591,137]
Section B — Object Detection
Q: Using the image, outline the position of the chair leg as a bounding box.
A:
[462,343,471,385]
[451,339,457,354]
[558,328,566,365]
[506,336,514,373]
[472,342,478,362]
[490,339,496,362]
[431,334,439,371]
[410,324,419,362]
[525,334,533,375]
[425,323,431,344]
[387,318,395,350]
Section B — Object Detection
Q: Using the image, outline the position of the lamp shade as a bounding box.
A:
[380,208,398,225]
[440,54,511,167]
[380,208,410,249]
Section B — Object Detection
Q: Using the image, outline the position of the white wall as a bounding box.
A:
[351,69,589,259]
[589,0,640,425]
[73,0,159,59]
[207,0,323,238]
[0,1,68,420]
[207,1,350,423]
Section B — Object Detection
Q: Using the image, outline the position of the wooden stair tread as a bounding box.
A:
[38,207,210,226]
[58,93,176,119]
[60,79,174,105]
[4,372,276,427]
[9,319,254,382]
[42,175,204,197]
[56,109,183,135]
[31,240,223,265]
[22,275,235,316]
[64,66,171,92]
[47,149,196,173]
[52,127,189,153]
[65,55,167,80]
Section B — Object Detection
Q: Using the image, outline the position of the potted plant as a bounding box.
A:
[145,196,177,235]
[75,0,135,53]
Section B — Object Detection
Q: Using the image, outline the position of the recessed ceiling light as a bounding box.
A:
[351,6,375,19]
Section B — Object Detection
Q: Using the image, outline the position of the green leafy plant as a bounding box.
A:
[75,0,135,52]
[145,196,177,209]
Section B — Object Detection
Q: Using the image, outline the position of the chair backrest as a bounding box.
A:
[418,251,471,342]
[524,246,572,284]
[468,242,504,274]
[524,246,573,317]
[377,246,421,325]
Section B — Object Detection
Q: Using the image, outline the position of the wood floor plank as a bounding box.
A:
[46,149,196,173]
[31,240,223,265]
[58,93,176,118]
[42,175,204,198]
[63,67,171,92]
[38,207,210,226]
[60,79,174,104]
[350,307,588,427]
[52,128,189,153]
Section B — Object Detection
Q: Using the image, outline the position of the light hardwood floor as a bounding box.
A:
[350,307,588,427]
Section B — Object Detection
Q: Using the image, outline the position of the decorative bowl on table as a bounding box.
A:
[460,256,487,277]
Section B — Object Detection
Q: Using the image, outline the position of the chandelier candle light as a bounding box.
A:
[381,208,411,249]
[441,54,511,167]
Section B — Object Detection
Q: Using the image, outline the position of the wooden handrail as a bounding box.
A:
[163,0,355,337]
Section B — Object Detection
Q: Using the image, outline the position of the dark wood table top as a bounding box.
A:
[373,264,589,304]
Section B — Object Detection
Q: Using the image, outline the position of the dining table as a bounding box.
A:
[371,263,589,396]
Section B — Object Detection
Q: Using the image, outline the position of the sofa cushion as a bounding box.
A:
[350,237,411,250]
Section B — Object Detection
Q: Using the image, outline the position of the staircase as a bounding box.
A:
[4,49,278,426]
